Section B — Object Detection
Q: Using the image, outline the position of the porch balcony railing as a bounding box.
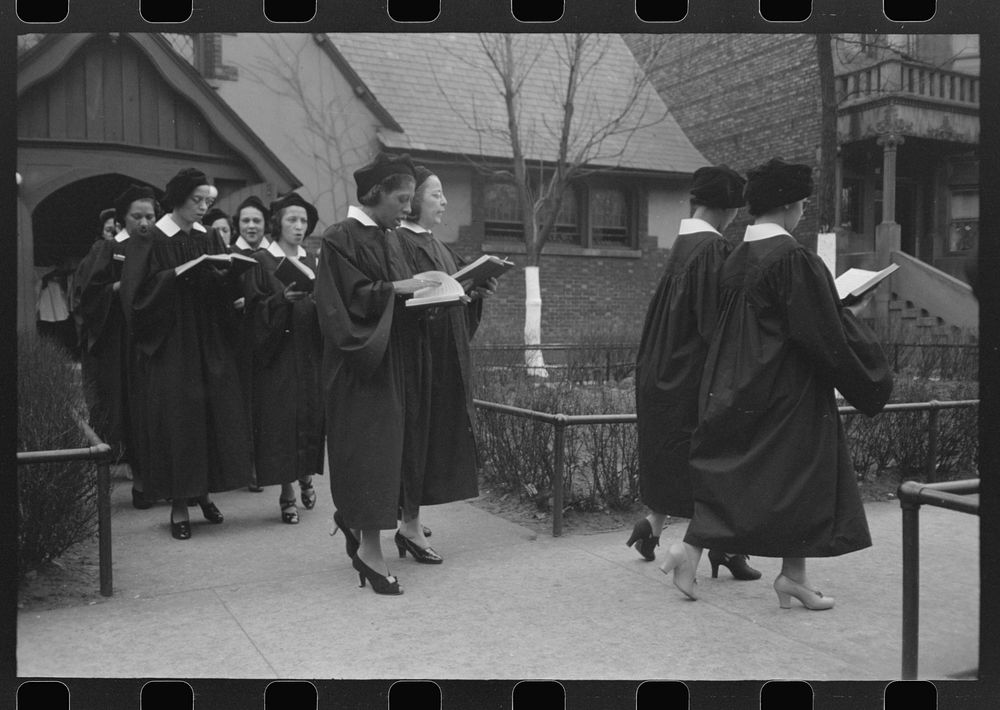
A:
[837,58,979,110]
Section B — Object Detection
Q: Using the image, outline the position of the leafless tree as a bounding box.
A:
[439,33,668,373]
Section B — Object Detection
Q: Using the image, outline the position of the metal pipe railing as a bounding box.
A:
[16,420,115,597]
[896,478,979,679]
[475,399,978,537]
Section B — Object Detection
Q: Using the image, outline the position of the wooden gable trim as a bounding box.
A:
[18,32,301,194]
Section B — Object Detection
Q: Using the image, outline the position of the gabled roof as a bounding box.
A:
[327,33,706,175]
[18,33,301,192]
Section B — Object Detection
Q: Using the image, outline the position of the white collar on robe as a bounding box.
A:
[113,229,130,242]
[743,222,792,242]
[399,220,432,235]
[347,205,380,228]
[266,240,307,259]
[678,217,721,237]
[157,214,207,237]
[234,235,270,252]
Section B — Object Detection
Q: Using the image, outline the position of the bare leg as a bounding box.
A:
[356,529,389,576]
[780,557,807,585]
[398,507,429,548]
[171,499,189,523]
[646,512,668,538]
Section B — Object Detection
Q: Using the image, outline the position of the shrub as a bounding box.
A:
[17,334,97,578]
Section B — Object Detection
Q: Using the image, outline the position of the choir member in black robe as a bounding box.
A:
[315,152,438,595]
[203,207,232,247]
[660,159,893,610]
[243,193,324,523]
[631,166,761,580]
[229,196,272,492]
[392,167,494,564]
[74,186,159,508]
[119,168,253,540]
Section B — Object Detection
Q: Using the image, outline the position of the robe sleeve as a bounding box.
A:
[448,246,485,338]
[73,240,116,352]
[779,248,894,416]
[245,253,293,368]
[313,226,396,380]
[119,233,179,357]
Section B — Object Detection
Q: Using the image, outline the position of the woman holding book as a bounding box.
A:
[660,158,893,610]
[631,165,761,582]
[393,167,495,564]
[243,193,324,523]
[314,152,438,595]
[120,167,253,540]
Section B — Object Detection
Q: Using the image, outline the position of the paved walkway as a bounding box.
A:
[17,479,978,680]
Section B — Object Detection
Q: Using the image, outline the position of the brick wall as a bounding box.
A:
[626,33,825,245]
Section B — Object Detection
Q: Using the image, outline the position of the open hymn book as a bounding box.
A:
[406,270,471,309]
[175,252,257,277]
[451,254,514,287]
[834,264,900,306]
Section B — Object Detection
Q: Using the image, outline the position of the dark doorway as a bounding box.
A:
[897,180,918,258]
[31,173,161,267]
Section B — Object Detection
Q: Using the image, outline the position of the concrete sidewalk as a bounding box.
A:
[17,481,978,680]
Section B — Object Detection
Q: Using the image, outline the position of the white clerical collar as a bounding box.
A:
[114,229,130,243]
[743,222,791,242]
[235,235,270,251]
[266,241,307,259]
[678,218,721,237]
[157,214,207,237]
[400,220,431,235]
[347,205,379,228]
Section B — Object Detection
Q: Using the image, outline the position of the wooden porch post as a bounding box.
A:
[875,131,904,324]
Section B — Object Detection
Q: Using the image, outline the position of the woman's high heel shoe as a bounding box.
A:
[708,550,762,580]
[170,515,191,540]
[625,518,659,561]
[299,478,317,510]
[332,510,359,558]
[199,500,224,524]
[659,543,698,600]
[773,574,835,611]
[352,554,402,595]
[394,531,443,564]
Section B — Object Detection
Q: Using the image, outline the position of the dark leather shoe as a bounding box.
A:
[708,550,762,580]
[625,518,659,561]
[171,518,191,540]
[199,501,224,524]
[394,531,443,564]
[132,488,153,510]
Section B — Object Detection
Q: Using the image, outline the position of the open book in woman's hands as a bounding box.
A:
[406,271,471,309]
[175,252,257,278]
[451,255,514,288]
[835,264,900,306]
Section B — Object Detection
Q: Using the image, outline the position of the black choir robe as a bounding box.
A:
[74,233,131,456]
[634,220,732,518]
[685,224,893,557]
[230,235,270,461]
[119,215,252,500]
[314,208,429,530]
[395,222,481,513]
[244,242,325,486]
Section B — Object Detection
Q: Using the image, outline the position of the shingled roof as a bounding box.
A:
[326,33,706,175]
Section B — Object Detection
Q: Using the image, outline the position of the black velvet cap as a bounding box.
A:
[354,152,416,200]
[202,207,231,228]
[413,165,435,190]
[270,192,319,238]
[114,185,158,224]
[744,158,814,215]
[690,165,746,209]
[162,167,210,211]
[100,208,116,225]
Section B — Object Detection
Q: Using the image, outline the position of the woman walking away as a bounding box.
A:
[244,193,324,524]
[120,167,253,540]
[314,153,436,595]
[660,158,893,608]
[394,166,495,564]
[631,165,760,582]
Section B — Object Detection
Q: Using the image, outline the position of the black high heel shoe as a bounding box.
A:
[352,554,402,595]
[397,507,432,538]
[708,550,761,580]
[625,519,659,561]
[394,531,443,564]
[170,515,191,540]
[199,500,224,524]
[132,488,153,510]
[332,510,359,558]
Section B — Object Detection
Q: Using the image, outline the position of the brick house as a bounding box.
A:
[626,33,980,334]
[213,33,708,342]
